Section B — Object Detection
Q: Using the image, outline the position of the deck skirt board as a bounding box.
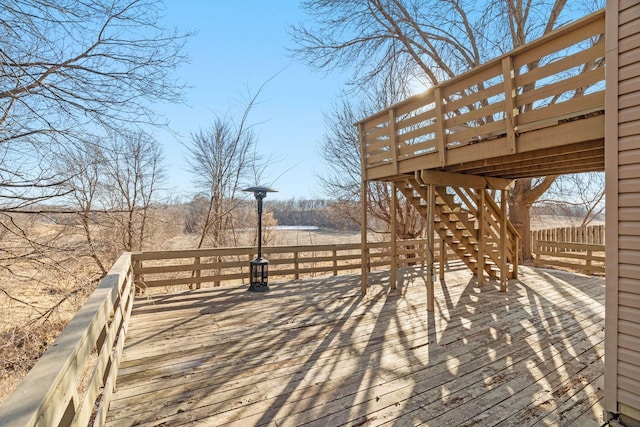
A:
[105,265,605,426]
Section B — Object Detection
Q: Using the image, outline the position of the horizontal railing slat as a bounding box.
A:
[133,240,431,289]
[533,233,605,275]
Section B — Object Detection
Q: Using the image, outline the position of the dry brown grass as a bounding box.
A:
[531,214,604,230]
[0,216,101,404]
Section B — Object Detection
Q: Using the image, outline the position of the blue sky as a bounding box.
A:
[156,1,348,201]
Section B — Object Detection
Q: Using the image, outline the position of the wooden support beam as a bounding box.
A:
[439,236,446,281]
[513,235,519,279]
[359,123,368,295]
[500,190,508,292]
[391,183,397,290]
[426,184,435,311]
[418,169,515,190]
[478,190,485,287]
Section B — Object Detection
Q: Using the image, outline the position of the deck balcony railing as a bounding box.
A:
[357,10,605,181]
[132,239,440,291]
[0,238,445,427]
[0,254,135,427]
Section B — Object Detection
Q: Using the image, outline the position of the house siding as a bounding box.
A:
[606,0,640,425]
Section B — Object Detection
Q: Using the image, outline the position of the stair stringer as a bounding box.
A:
[396,178,519,280]
[397,178,498,277]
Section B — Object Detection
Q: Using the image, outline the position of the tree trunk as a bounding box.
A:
[508,177,557,262]
[508,198,533,262]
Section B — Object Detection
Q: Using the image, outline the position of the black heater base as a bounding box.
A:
[249,257,269,292]
[248,282,270,292]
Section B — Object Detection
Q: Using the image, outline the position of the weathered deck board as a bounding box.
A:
[105,264,605,426]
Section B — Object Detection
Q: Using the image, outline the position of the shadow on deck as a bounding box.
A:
[106,264,604,426]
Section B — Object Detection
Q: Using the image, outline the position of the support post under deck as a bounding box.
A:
[359,123,368,295]
[500,189,508,292]
[391,183,397,290]
[439,236,446,280]
[426,184,435,312]
[361,183,368,295]
[478,190,485,286]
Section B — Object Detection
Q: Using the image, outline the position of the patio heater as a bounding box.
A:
[243,186,277,292]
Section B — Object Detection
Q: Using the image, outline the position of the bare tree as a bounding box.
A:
[320,91,425,239]
[185,93,264,249]
[55,130,165,272]
[60,140,109,275]
[291,0,604,260]
[0,0,186,325]
[102,131,165,253]
[0,0,187,381]
[537,172,605,227]
[0,0,189,209]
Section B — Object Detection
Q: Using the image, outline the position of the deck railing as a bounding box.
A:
[0,238,446,426]
[532,225,605,274]
[0,254,135,427]
[133,239,440,291]
[531,224,605,246]
[357,10,605,180]
[533,240,605,274]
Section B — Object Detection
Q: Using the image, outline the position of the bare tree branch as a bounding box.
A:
[1,0,191,209]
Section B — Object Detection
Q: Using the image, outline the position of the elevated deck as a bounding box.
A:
[358,10,605,183]
[106,265,604,426]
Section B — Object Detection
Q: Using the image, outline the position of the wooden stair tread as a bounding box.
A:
[397,180,516,281]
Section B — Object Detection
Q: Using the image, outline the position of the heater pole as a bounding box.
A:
[243,186,277,292]
[257,193,263,259]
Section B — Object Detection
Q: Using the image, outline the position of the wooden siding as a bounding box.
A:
[605,0,640,425]
[616,0,640,423]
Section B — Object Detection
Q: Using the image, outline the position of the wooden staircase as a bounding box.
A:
[395,177,519,282]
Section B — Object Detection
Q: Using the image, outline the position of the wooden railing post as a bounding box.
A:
[332,248,338,276]
[499,189,508,292]
[391,183,398,290]
[434,87,447,167]
[426,184,435,312]
[501,56,517,154]
[195,257,203,289]
[389,108,399,175]
[294,251,299,280]
[133,258,143,295]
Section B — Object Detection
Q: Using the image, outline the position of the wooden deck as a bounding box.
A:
[105,264,605,426]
